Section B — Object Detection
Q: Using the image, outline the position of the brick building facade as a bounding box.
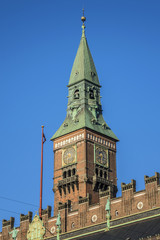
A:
[1,16,160,240]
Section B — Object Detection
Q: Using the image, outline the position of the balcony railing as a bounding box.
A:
[58,175,78,187]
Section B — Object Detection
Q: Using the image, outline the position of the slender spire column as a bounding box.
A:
[81,8,86,37]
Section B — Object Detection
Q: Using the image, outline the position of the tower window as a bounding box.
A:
[63,171,66,179]
[100,170,103,178]
[104,172,107,179]
[72,168,76,176]
[68,170,71,177]
[96,168,98,176]
[89,90,94,99]
[74,89,80,99]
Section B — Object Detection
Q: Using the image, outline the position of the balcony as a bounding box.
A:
[93,175,112,191]
[58,175,78,187]
[58,175,79,195]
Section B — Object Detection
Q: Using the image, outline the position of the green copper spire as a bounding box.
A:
[68,14,100,87]
[51,14,118,141]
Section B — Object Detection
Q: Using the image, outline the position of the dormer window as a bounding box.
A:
[74,89,80,99]
[91,71,96,77]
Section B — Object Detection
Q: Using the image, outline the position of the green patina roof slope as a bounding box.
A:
[51,107,118,141]
[68,28,100,87]
[51,23,118,142]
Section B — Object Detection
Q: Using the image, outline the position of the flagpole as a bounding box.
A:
[39,125,44,218]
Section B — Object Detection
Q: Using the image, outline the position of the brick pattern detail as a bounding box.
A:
[1,124,160,240]
[1,173,160,239]
[53,129,117,216]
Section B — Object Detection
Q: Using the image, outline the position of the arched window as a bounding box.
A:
[68,170,71,177]
[74,89,80,99]
[72,168,76,176]
[104,172,107,179]
[100,170,103,178]
[115,210,118,216]
[63,171,66,179]
[89,89,94,99]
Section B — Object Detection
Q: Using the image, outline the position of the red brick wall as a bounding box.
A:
[1,125,160,239]
[1,172,160,239]
[53,129,117,215]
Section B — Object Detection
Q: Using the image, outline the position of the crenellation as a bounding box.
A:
[99,189,110,198]
[2,217,14,229]
[145,172,160,185]
[42,206,52,218]
[58,202,66,210]
[121,179,136,192]
[79,193,90,204]
[1,172,160,237]
[20,211,32,223]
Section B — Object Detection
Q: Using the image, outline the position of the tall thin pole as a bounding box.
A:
[39,125,44,218]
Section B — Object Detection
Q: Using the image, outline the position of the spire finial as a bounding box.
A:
[81,8,86,35]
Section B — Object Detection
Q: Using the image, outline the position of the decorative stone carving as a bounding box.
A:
[50,226,55,234]
[71,222,75,228]
[137,201,143,210]
[91,215,97,223]
[27,214,45,240]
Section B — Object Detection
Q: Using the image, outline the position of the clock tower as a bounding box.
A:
[51,16,118,217]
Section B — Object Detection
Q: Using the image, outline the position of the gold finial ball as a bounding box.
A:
[81,16,86,23]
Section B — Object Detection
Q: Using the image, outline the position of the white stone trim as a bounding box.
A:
[48,218,57,223]
[111,199,122,204]
[87,133,115,150]
[55,133,84,149]
[68,212,78,217]
[134,192,145,198]
[89,206,99,211]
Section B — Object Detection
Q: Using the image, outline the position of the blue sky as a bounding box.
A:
[0,0,160,229]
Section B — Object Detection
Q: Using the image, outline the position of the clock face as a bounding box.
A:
[95,147,108,166]
[63,147,75,165]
